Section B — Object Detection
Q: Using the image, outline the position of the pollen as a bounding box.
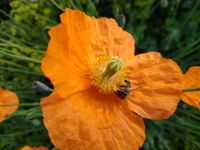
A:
[89,56,127,94]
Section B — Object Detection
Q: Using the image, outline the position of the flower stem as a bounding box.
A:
[0,103,40,107]
[182,87,200,92]
[0,66,42,76]
[0,50,41,64]
[50,0,64,11]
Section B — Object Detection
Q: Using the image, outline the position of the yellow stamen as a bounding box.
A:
[90,56,126,94]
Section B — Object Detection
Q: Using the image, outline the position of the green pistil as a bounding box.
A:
[182,87,200,92]
[103,56,123,79]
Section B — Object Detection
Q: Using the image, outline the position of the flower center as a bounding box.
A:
[90,56,127,94]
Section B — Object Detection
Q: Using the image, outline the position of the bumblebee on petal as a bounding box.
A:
[115,79,132,99]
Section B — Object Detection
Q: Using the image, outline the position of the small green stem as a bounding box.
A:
[182,87,200,92]
[0,59,28,70]
[0,66,42,76]
[50,0,64,11]
[0,50,41,64]
[69,0,77,9]
[0,103,40,107]
[0,38,43,53]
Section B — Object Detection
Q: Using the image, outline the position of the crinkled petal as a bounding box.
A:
[61,8,135,64]
[90,17,135,65]
[60,8,135,64]
[42,9,135,99]
[20,146,48,150]
[125,52,182,120]
[181,66,200,109]
[41,89,145,150]
[0,88,19,122]
[41,34,92,98]
[59,8,95,66]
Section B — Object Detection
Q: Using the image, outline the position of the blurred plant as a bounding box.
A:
[0,0,200,149]
[0,0,56,149]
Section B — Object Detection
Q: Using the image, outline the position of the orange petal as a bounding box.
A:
[41,35,92,98]
[181,66,200,109]
[0,88,19,122]
[90,17,135,66]
[20,146,48,150]
[59,8,95,67]
[41,89,145,150]
[125,52,182,120]
[42,8,98,98]
[42,8,135,98]
[61,8,135,64]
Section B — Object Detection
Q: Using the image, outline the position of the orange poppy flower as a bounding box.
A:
[0,87,19,122]
[41,8,182,150]
[20,146,48,150]
[181,66,200,109]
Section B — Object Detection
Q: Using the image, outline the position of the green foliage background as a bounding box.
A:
[0,0,199,149]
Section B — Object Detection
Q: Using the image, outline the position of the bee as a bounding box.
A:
[115,79,132,99]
